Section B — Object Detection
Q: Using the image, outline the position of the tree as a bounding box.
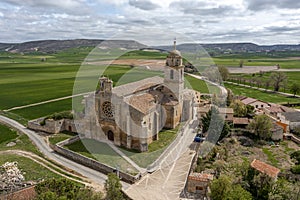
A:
[291,150,300,164]
[270,72,287,92]
[269,178,299,200]
[264,79,271,91]
[225,185,253,200]
[252,173,274,200]
[239,60,244,68]
[230,100,254,118]
[35,178,103,200]
[105,173,123,200]
[290,83,300,97]
[226,88,234,106]
[218,66,229,81]
[210,175,232,200]
[201,108,231,142]
[230,100,247,117]
[247,114,272,140]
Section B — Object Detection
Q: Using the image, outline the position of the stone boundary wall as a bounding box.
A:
[0,185,36,200]
[50,137,140,184]
[28,118,77,134]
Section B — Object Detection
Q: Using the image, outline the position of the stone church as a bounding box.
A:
[82,41,196,152]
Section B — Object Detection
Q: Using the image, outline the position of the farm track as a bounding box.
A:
[4,92,92,112]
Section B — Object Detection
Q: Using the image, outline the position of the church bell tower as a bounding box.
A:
[164,39,184,102]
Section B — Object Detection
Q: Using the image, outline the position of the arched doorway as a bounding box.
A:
[107,130,114,141]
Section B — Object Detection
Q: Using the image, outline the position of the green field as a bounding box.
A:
[0,154,60,181]
[0,123,41,155]
[225,83,300,104]
[1,48,299,123]
[213,52,300,69]
[0,123,18,144]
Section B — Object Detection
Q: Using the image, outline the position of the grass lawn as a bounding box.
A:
[185,75,209,93]
[262,147,279,167]
[64,139,137,174]
[0,154,60,181]
[119,126,180,168]
[0,123,41,156]
[48,132,77,145]
[0,123,18,144]
[225,83,300,104]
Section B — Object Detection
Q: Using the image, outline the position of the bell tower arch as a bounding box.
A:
[164,39,184,102]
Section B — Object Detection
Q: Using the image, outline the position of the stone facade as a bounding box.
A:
[81,42,195,152]
[187,173,213,195]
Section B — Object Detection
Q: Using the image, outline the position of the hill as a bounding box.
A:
[1,39,300,54]
[0,39,146,53]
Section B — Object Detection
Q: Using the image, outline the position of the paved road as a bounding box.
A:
[0,115,130,189]
[187,73,228,96]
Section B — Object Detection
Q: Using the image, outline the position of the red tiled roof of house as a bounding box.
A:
[250,159,280,178]
[188,173,213,182]
[233,117,250,125]
[218,107,234,114]
[241,97,257,105]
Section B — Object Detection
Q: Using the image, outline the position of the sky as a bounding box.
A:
[0,0,300,45]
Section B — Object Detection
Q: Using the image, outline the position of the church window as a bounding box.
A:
[170,70,174,79]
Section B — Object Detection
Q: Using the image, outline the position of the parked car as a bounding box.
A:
[194,136,206,143]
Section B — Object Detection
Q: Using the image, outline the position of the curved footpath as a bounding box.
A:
[0,115,130,189]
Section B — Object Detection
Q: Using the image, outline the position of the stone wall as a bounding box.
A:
[51,137,140,184]
[28,118,77,134]
[0,186,36,200]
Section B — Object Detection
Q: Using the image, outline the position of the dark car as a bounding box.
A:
[194,136,205,143]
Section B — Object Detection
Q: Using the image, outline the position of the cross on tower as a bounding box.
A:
[174,37,176,50]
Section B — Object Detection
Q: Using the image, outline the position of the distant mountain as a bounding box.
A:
[156,43,300,53]
[0,39,146,53]
[0,39,299,54]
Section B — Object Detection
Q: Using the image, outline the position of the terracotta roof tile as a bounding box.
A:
[233,117,250,125]
[241,97,257,105]
[250,159,280,178]
[188,173,213,182]
[128,93,156,114]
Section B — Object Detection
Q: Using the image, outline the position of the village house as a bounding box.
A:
[233,117,251,129]
[250,159,280,180]
[218,107,234,122]
[264,103,295,118]
[240,97,268,110]
[187,172,213,197]
[277,112,300,133]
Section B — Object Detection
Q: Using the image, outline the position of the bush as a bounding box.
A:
[290,150,300,164]
[291,165,300,174]
[40,111,73,126]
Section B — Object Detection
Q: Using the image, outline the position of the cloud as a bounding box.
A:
[129,0,160,10]
[245,0,300,11]
[169,1,239,16]
[264,25,300,33]
[1,0,90,15]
